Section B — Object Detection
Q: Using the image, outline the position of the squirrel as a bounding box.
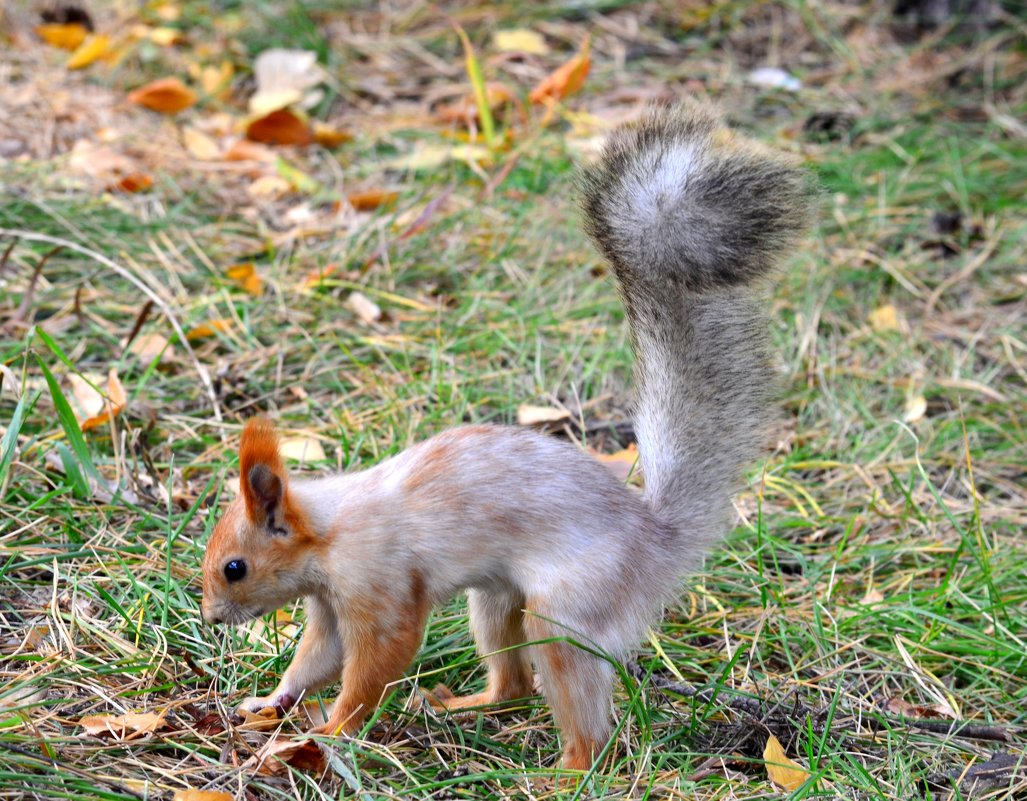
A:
[201,103,812,772]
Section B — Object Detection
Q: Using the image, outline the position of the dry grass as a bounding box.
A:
[1,1,1025,799]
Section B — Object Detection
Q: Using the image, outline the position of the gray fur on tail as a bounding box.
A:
[580,104,813,565]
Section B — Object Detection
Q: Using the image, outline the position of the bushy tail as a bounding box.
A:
[580,104,812,563]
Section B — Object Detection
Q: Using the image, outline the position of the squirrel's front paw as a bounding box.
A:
[236,692,297,716]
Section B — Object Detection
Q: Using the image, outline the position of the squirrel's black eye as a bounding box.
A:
[224,560,247,583]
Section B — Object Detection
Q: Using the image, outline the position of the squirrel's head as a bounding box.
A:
[201,417,319,625]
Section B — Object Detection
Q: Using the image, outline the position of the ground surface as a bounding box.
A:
[1,1,1025,800]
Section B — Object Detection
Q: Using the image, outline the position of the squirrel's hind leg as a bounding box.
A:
[429,588,534,711]
[525,613,614,772]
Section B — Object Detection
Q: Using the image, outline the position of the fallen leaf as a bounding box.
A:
[129,333,175,365]
[128,77,197,114]
[80,711,168,739]
[529,39,591,104]
[591,443,639,484]
[110,173,154,193]
[186,319,232,341]
[173,791,233,801]
[276,159,321,193]
[246,108,313,146]
[248,175,292,199]
[493,29,548,55]
[280,436,327,463]
[347,291,381,324]
[243,737,326,776]
[312,121,352,148]
[147,27,180,46]
[237,706,281,732]
[860,586,885,604]
[36,23,88,50]
[250,49,323,115]
[199,61,234,98]
[68,141,135,179]
[66,34,111,69]
[301,263,339,289]
[880,696,951,719]
[517,405,570,426]
[182,127,222,160]
[763,734,809,792]
[79,369,127,431]
[903,395,927,423]
[868,304,900,332]
[223,139,277,163]
[347,189,399,211]
[225,263,263,297]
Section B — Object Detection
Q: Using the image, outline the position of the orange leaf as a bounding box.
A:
[36,23,88,50]
[226,263,263,296]
[301,262,339,289]
[128,77,197,114]
[80,710,167,740]
[347,189,399,211]
[173,792,234,801]
[110,173,154,193]
[529,39,591,104]
[67,34,111,69]
[245,109,313,146]
[80,369,127,432]
[223,139,277,163]
[186,319,232,341]
[313,121,352,148]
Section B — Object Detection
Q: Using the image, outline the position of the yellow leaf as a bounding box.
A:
[493,29,549,55]
[200,61,234,97]
[312,121,352,148]
[591,443,640,484]
[182,126,222,160]
[868,304,900,332]
[529,39,591,104]
[763,734,809,792]
[173,791,234,801]
[80,711,167,739]
[226,263,263,296]
[903,395,927,423]
[186,319,232,341]
[67,34,111,69]
[36,23,88,50]
[128,77,197,114]
[279,436,327,463]
[148,27,180,46]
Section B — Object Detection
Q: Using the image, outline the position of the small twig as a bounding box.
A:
[122,299,155,354]
[872,714,1014,743]
[9,245,63,325]
[0,237,17,279]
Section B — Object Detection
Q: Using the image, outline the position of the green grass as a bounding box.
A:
[2,1,1026,799]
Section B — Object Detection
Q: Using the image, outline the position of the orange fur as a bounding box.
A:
[239,417,286,521]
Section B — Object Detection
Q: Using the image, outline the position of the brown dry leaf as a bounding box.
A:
[280,436,327,463]
[243,737,326,776]
[129,333,175,365]
[346,291,382,324]
[68,373,105,421]
[881,696,951,719]
[182,127,222,160]
[312,122,352,148]
[868,304,900,332]
[347,189,399,211]
[763,734,809,792]
[517,405,570,426]
[529,39,591,104]
[128,77,197,114]
[80,711,168,740]
[37,23,89,50]
[173,791,233,801]
[80,369,127,431]
[246,109,313,146]
[186,319,232,341]
[68,141,136,179]
[110,173,154,193]
[493,29,548,55]
[226,263,263,297]
[67,34,111,69]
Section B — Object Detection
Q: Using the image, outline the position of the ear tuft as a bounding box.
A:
[239,417,286,523]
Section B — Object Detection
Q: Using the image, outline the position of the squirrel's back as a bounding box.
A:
[580,104,812,568]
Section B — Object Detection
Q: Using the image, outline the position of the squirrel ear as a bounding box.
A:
[239,417,286,524]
